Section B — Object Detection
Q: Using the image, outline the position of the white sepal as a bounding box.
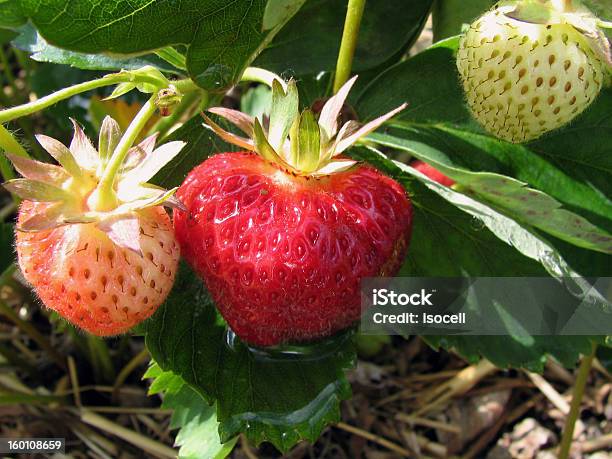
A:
[334,103,407,154]
[17,203,87,232]
[318,75,358,139]
[5,111,183,238]
[97,215,143,255]
[120,134,159,174]
[69,119,99,172]
[114,187,180,214]
[3,178,72,202]
[207,107,255,136]
[5,153,70,186]
[310,159,358,176]
[35,134,83,180]
[116,182,161,203]
[202,114,255,151]
[121,141,186,186]
[98,116,122,165]
[328,120,360,160]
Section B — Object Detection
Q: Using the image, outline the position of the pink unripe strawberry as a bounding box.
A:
[4,117,184,335]
[17,202,179,335]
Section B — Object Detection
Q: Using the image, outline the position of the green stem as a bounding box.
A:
[0,148,14,181]
[0,73,165,124]
[95,94,158,210]
[173,78,200,94]
[242,67,287,90]
[333,0,367,93]
[0,124,29,158]
[558,343,597,459]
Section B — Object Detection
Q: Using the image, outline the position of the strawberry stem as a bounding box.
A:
[333,0,367,94]
[0,124,29,159]
[95,94,159,211]
[558,342,596,459]
[0,72,169,124]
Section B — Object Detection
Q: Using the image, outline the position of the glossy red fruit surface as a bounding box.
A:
[174,152,413,346]
[412,161,455,187]
[17,202,180,336]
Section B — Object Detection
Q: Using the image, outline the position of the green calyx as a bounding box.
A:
[203,76,407,176]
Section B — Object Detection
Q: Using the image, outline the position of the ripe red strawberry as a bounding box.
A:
[174,77,412,346]
[412,160,455,187]
[4,117,184,335]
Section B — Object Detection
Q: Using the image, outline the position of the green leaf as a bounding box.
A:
[432,0,494,41]
[145,363,237,459]
[263,0,307,30]
[356,38,612,238]
[0,27,16,44]
[144,262,355,452]
[256,0,433,75]
[352,147,601,371]
[0,223,14,274]
[368,133,612,254]
[353,148,545,277]
[145,362,184,395]
[154,47,187,71]
[425,335,595,371]
[10,0,301,91]
[0,0,25,28]
[13,24,182,73]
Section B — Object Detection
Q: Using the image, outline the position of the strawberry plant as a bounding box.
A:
[0,0,610,457]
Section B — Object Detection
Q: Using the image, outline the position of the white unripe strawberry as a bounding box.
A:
[457,0,610,143]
